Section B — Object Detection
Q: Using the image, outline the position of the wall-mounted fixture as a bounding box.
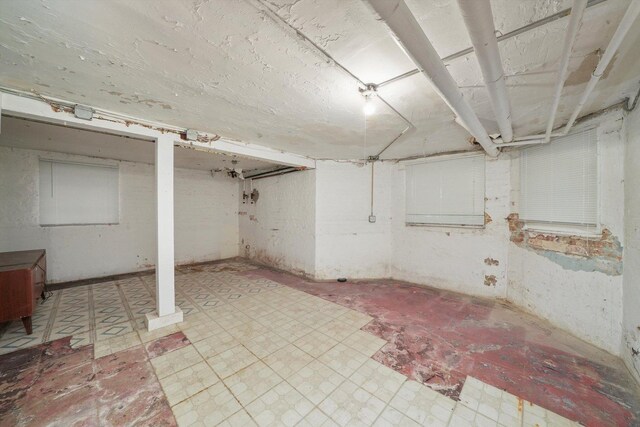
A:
[359,84,378,116]
[250,189,260,204]
[184,129,199,141]
[73,104,93,121]
[227,168,244,179]
[226,160,245,179]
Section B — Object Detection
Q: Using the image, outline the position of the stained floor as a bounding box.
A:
[0,259,638,426]
[242,266,640,426]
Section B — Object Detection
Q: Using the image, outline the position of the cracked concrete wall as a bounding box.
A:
[623,104,640,384]
[0,146,239,283]
[507,111,626,355]
[238,170,316,277]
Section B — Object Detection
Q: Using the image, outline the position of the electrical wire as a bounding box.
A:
[370,161,375,218]
[247,0,415,159]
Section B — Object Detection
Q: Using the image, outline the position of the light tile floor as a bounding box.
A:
[0,260,580,426]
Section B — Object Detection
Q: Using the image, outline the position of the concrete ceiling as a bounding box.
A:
[0,116,278,172]
[1,0,639,160]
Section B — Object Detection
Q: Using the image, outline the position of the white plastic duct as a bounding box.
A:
[367,0,500,157]
[457,0,513,143]
[563,0,640,133]
[544,0,588,142]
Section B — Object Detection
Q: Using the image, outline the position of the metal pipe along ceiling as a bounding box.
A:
[504,0,640,148]
[457,0,513,143]
[375,0,608,89]
[562,0,640,134]
[366,0,499,157]
[544,0,588,142]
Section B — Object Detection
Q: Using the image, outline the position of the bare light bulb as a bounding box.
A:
[363,97,375,116]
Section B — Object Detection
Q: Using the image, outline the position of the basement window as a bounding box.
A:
[520,128,598,233]
[405,153,485,227]
[39,159,119,226]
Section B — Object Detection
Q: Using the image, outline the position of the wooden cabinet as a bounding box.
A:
[0,250,46,335]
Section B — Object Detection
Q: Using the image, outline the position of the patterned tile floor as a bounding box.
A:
[0,260,620,425]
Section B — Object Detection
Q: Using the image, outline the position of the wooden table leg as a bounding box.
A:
[21,316,32,335]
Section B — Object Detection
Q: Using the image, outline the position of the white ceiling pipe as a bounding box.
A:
[457,0,513,143]
[496,139,546,148]
[513,133,564,141]
[367,0,500,157]
[563,0,640,133]
[544,0,588,143]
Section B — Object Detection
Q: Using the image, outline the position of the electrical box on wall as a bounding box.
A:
[369,215,376,223]
[185,129,199,141]
[74,104,93,120]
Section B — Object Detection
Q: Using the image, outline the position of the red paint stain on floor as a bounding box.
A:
[242,267,640,427]
[145,331,190,359]
[0,336,176,426]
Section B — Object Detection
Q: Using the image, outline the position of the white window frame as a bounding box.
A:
[519,128,601,237]
[39,158,120,226]
[404,152,486,228]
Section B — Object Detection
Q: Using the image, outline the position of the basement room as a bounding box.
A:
[0,0,639,426]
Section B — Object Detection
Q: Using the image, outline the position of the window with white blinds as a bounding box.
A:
[405,154,485,226]
[520,129,598,228]
[39,159,119,226]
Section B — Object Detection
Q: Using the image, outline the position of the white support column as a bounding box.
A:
[146,135,183,330]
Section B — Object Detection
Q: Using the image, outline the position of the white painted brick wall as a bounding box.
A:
[241,131,626,355]
[507,111,625,355]
[0,146,239,283]
[314,160,392,280]
[390,153,511,299]
[238,170,316,275]
[623,105,640,383]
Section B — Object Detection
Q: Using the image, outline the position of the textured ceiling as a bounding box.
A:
[1,0,639,160]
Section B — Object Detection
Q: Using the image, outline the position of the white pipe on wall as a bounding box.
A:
[367,0,500,157]
[457,0,513,143]
[545,0,588,142]
[563,0,640,133]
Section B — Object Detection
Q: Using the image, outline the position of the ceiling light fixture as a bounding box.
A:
[359,84,378,116]
[363,96,376,116]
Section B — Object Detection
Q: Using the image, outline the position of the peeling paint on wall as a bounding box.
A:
[484,212,492,225]
[484,274,497,286]
[507,213,623,276]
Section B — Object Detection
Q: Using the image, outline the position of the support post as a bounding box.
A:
[146,135,182,330]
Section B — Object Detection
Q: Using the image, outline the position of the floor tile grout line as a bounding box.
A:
[115,281,138,330]
[42,289,62,343]
[142,340,183,425]
[232,274,419,425]
[213,312,391,426]
[88,285,97,345]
